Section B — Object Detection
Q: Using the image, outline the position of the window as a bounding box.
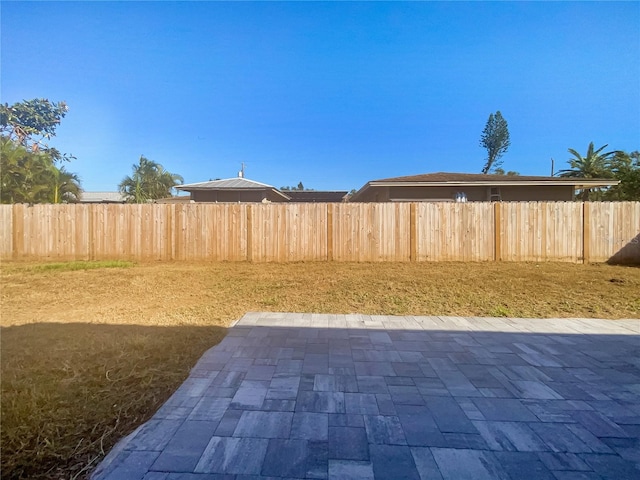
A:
[489,187,501,201]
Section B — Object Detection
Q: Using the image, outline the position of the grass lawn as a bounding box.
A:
[1,260,639,479]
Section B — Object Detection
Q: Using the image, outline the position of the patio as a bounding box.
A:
[91,313,640,480]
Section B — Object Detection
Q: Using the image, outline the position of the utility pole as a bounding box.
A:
[550,158,554,176]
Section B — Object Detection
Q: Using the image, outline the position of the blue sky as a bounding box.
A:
[2,1,638,192]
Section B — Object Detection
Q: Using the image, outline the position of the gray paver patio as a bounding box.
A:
[91,313,640,480]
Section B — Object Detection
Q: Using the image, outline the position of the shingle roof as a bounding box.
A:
[284,191,348,202]
[177,177,276,190]
[373,172,606,183]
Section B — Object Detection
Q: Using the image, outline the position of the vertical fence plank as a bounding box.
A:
[409,203,417,262]
[0,205,13,259]
[246,204,253,262]
[493,202,502,262]
[174,204,184,261]
[13,204,25,258]
[327,203,334,261]
[583,203,590,263]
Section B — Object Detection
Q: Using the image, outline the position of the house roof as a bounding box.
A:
[284,191,348,202]
[177,177,277,190]
[350,171,620,201]
[154,195,192,204]
[177,177,291,200]
[79,192,126,203]
[373,172,619,186]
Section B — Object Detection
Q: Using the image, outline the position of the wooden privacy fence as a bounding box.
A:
[0,202,638,263]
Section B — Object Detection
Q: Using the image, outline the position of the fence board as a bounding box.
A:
[10,204,89,259]
[588,202,640,263]
[500,202,583,262]
[416,203,494,261]
[0,205,13,258]
[171,204,247,261]
[250,203,326,262]
[332,203,410,261]
[1,202,638,264]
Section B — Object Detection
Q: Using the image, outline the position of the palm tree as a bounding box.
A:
[118,156,184,203]
[1,136,83,204]
[557,142,618,200]
[49,166,81,203]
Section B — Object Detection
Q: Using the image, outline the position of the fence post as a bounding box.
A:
[246,204,253,262]
[582,202,590,264]
[327,203,334,261]
[410,203,417,262]
[494,202,501,261]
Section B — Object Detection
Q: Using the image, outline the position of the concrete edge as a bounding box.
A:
[89,423,145,480]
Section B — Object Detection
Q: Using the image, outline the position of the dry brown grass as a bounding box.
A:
[1,260,639,479]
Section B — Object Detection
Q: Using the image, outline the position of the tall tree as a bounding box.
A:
[604,151,640,201]
[557,142,618,200]
[0,98,74,162]
[480,111,511,174]
[119,156,184,203]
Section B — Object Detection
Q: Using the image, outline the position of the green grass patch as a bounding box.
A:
[32,260,135,272]
[488,305,514,317]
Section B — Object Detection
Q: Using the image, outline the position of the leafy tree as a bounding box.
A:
[1,138,81,203]
[1,139,49,203]
[0,98,74,162]
[480,111,511,174]
[603,151,640,201]
[493,168,520,176]
[280,182,312,191]
[557,142,618,200]
[119,156,184,203]
[0,99,82,203]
